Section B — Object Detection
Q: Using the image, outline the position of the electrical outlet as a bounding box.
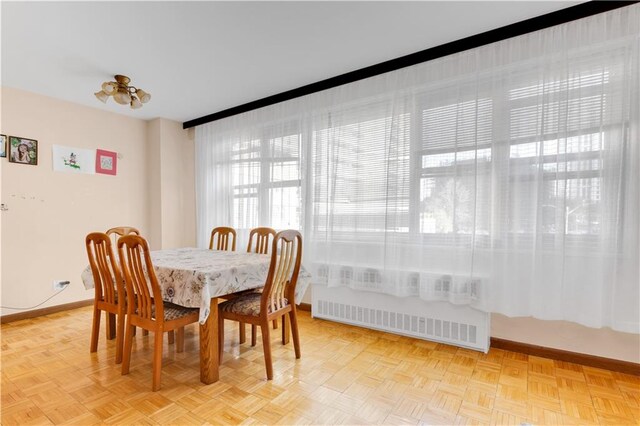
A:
[53,280,70,290]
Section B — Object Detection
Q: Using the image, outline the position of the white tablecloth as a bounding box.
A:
[82,248,311,323]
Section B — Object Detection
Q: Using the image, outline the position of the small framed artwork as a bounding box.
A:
[0,135,6,158]
[95,149,117,175]
[8,136,38,165]
[53,145,95,174]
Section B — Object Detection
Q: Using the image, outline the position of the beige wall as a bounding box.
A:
[0,87,149,315]
[158,119,195,249]
[146,118,195,250]
[0,88,195,316]
[492,314,639,363]
[0,90,4,310]
[146,119,163,249]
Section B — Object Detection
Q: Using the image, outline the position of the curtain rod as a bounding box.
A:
[183,1,637,130]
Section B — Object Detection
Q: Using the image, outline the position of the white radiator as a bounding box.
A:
[311,284,490,352]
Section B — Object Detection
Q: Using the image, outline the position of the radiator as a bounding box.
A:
[311,284,490,352]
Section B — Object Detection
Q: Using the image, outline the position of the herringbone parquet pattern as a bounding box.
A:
[1,306,638,425]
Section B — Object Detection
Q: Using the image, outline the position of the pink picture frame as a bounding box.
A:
[95,149,117,175]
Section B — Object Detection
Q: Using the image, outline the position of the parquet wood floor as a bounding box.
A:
[1,306,638,425]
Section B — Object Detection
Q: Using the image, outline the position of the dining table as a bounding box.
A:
[81,247,311,384]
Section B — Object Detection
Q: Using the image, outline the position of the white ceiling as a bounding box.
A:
[1,1,580,123]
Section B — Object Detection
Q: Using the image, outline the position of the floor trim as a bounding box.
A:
[298,302,311,312]
[491,337,639,376]
[1,299,94,324]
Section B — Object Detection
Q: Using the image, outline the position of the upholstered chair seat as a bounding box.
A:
[220,293,288,317]
[149,303,199,322]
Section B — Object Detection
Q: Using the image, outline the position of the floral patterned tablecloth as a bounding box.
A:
[81,248,312,324]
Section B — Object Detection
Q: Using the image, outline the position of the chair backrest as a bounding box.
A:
[209,226,236,251]
[86,232,123,306]
[261,230,303,314]
[117,235,164,321]
[106,226,141,237]
[106,226,140,248]
[247,227,276,254]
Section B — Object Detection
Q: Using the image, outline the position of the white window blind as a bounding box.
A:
[312,110,411,236]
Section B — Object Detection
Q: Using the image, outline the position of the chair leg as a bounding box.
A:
[168,330,175,344]
[115,312,125,364]
[239,322,246,344]
[261,323,273,380]
[121,320,134,375]
[272,319,278,330]
[289,310,301,359]
[218,315,225,365]
[133,327,137,336]
[176,327,185,353]
[152,331,163,391]
[106,312,116,340]
[90,306,100,353]
[251,325,257,347]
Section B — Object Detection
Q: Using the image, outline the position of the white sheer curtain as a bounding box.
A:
[196,6,639,332]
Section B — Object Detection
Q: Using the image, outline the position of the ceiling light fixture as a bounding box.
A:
[94,75,151,110]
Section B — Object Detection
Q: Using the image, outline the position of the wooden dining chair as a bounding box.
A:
[247,227,276,254]
[209,226,237,251]
[105,227,159,338]
[244,227,278,345]
[106,226,140,238]
[106,226,140,252]
[117,235,199,391]
[218,230,302,380]
[86,232,126,364]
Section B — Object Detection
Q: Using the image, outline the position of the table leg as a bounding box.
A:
[199,298,219,384]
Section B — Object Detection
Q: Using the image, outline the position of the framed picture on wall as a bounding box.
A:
[8,136,38,165]
[95,149,117,175]
[0,135,6,158]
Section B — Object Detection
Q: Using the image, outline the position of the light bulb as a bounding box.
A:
[113,88,132,105]
[94,90,109,103]
[136,89,151,104]
[101,82,116,95]
[130,96,142,109]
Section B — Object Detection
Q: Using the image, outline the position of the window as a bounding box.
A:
[228,65,620,247]
[230,130,301,231]
[231,139,260,229]
[268,134,301,229]
[418,98,493,238]
[506,68,612,238]
[508,134,604,236]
